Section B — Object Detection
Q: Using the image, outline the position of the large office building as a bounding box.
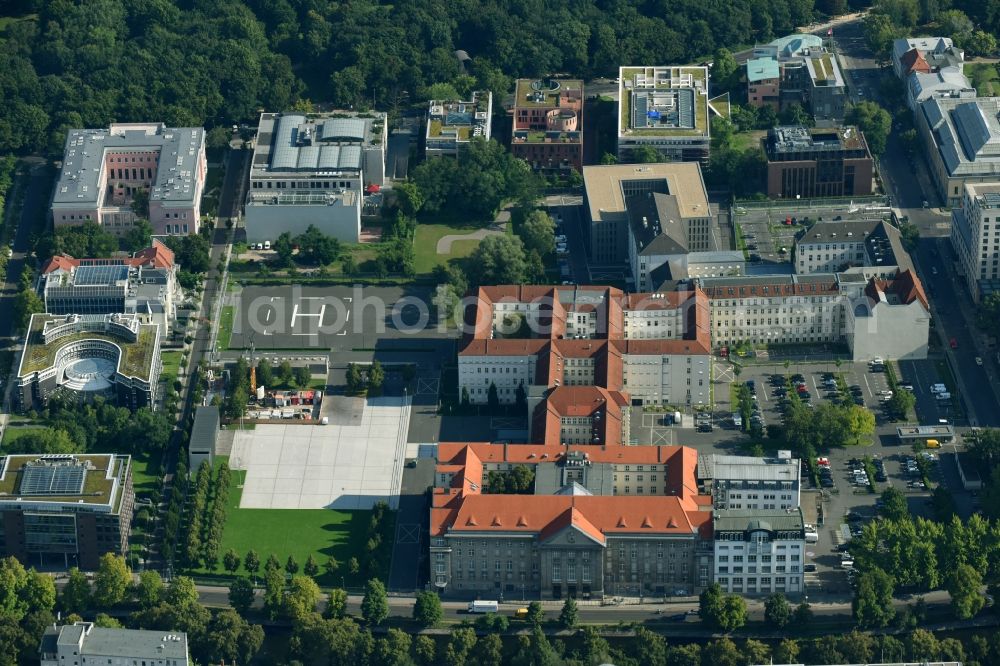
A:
[510,79,584,173]
[915,96,1000,206]
[430,443,713,599]
[617,66,724,163]
[765,126,874,199]
[52,123,207,236]
[458,285,712,408]
[951,182,1000,303]
[582,163,740,287]
[14,314,161,411]
[747,34,847,124]
[0,453,134,569]
[39,241,179,336]
[698,454,801,510]
[795,218,912,278]
[698,269,930,361]
[40,623,189,666]
[712,508,806,596]
[425,91,492,157]
[244,111,386,243]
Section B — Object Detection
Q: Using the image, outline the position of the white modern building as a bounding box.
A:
[52,123,207,236]
[951,182,1000,303]
[712,508,805,596]
[795,219,912,279]
[245,111,386,244]
[698,454,801,510]
[40,623,190,666]
[425,91,492,157]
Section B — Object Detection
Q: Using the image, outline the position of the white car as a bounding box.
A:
[976,356,983,366]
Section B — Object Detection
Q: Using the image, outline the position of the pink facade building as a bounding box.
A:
[510,79,584,173]
[52,123,207,236]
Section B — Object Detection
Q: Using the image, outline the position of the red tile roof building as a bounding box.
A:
[430,443,713,599]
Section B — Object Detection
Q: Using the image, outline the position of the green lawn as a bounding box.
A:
[0,426,47,449]
[217,306,234,351]
[189,465,395,587]
[160,350,183,387]
[130,454,162,496]
[965,62,999,96]
[413,222,484,274]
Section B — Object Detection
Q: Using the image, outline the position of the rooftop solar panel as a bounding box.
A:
[19,462,87,496]
[74,265,129,287]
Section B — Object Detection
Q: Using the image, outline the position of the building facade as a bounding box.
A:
[0,454,134,569]
[746,58,780,110]
[748,34,846,124]
[39,241,179,337]
[431,443,713,599]
[698,454,801,510]
[425,91,492,157]
[892,37,963,80]
[795,219,911,278]
[617,66,720,163]
[712,509,805,596]
[510,79,584,172]
[15,314,161,411]
[40,623,189,666]
[52,123,207,236]
[951,182,1000,303]
[245,111,386,243]
[765,126,874,199]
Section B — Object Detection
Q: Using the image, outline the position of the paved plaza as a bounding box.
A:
[230,396,411,510]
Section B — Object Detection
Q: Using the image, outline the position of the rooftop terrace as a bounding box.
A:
[619,66,710,137]
[0,454,127,507]
[514,79,584,108]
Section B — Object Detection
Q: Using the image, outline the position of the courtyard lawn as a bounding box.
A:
[190,466,395,588]
[160,350,183,387]
[0,426,47,450]
[130,454,162,496]
[217,306,235,351]
[413,222,484,275]
[965,62,1000,96]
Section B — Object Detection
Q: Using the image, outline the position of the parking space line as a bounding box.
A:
[862,372,872,397]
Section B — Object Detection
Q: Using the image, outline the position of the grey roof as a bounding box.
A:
[713,508,804,533]
[54,124,204,206]
[321,118,367,141]
[798,219,880,244]
[189,406,220,454]
[909,70,975,105]
[698,454,800,482]
[921,97,1000,178]
[767,33,823,59]
[893,36,954,63]
[627,192,689,256]
[252,111,384,177]
[553,481,593,496]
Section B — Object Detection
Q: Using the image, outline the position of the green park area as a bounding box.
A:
[191,466,395,588]
[965,62,999,96]
[413,221,485,274]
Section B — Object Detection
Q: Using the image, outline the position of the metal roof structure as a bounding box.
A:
[713,508,804,533]
[72,265,130,287]
[19,458,87,496]
[253,111,385,177]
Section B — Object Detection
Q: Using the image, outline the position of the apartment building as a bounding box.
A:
[430,443,712,599]
[39,240,179,336]
[914,96,1000,207]
[795,219,911,278]
[698,454,801,510]
[533,386,631,447]
[52,123,207,236]
[765,126,874,199]
[951,182,1000,302]
[892,37,964,80]
[510,79,583,172]
[712,508,806,596]
[617,66,724,163]
[458,285,712,407]
[40,623,189,666]
[425,91,492,157]
[245,111,386,243]
[0,454,134,569]
[748,34,846,123]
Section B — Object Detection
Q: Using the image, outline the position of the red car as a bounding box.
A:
[950,338,958,349]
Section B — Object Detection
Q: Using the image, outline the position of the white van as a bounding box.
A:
[468,600,500,614]
[930,384,947,394]
[935,392,951,400]
[264,240,271,250]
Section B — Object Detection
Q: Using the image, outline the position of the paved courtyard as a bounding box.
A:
[230,396,411,510]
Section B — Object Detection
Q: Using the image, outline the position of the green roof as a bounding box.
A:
[19,315,158,381]
[618,66,711,137]
[0,454,128,507]
[514,79,584,108]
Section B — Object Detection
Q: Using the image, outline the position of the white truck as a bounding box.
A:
[467,600,500,614]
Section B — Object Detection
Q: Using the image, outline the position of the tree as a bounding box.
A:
[908,628,941,661]
[558,596,578,628]
[702,637,741,666]
[263,568,285,620]
[256,360,273,388]
[487,382,499,411]
[12,287,43,331]
[285,555,300,576]
[165,576,200,608]
[764,592,792,628]
[394,181,424,217]
[413,635,437,666]
[284,575,322,619]
[293,365,313,388]
[965,30,998,58]
[273,232,294,267]
[244,550,261,580]
[947,563,985,619]
[518,210,556,256]
[413,590,443,627]
[60,568,91,614]
[775,638,800,664]
[888,385,916,418]
[853,568,896,628]
[296,225,342,265]
[794,601,813,628]
[228,576,256,615]
[712,48,740,94]
[92,554,130,608]
[223,548,242,574]
[278,361,294,387]
[136,570,164,610]
[468,234,529,286]
[525,600,544,626]
[880,486,909,521]
[847,101,892,156]
[473,632,504,666]
[304,554,319,578]
[200,608,264,666]
[699,583,747,631]
[324,556,341,577]
[325,588,349,619]
[122,218,153,252]
[349,557,360,576]
[631,145,664,163]
[361,578,389,625]
[368,361,385,394]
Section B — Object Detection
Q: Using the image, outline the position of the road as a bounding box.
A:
[217,148,249,221]
[0,161,48,346]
